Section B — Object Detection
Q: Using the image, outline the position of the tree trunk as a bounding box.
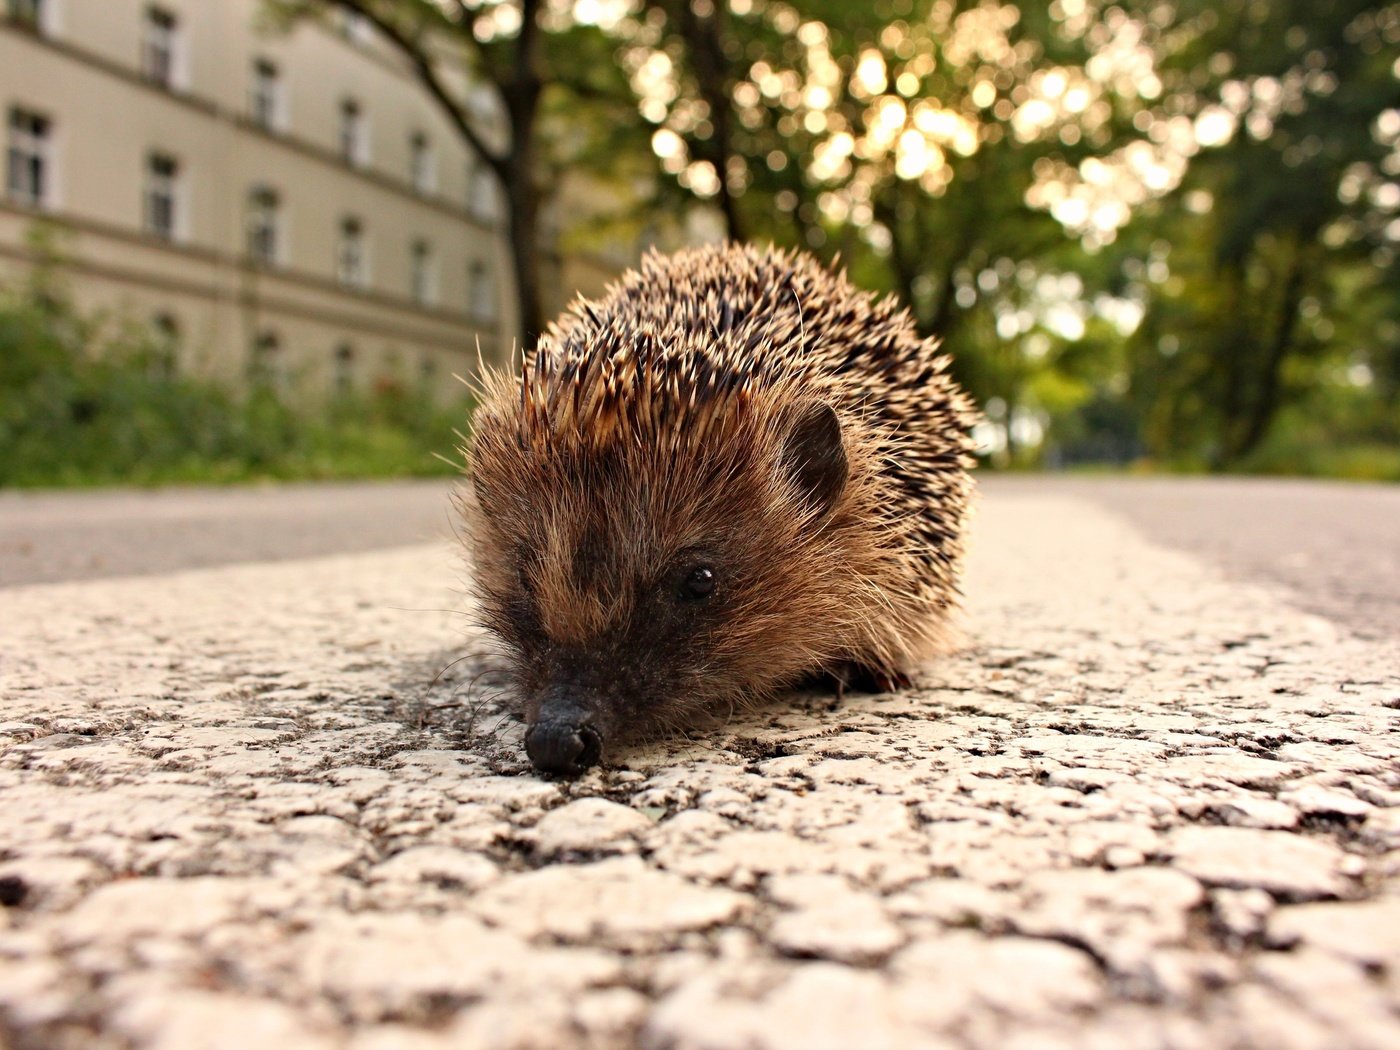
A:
[880,181,976,343]
[1002,393,1018,466]
[1210,267,1250,470]
[878,190,920,323]
[926,264,962,343]
[499,0,545,355]
[1230,245,1308,462]
[504,176,545,361]
[674,1,745,242]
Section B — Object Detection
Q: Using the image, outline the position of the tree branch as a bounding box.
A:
[444,0,509,85]
[669,0,744,240]
[323,0,509,178]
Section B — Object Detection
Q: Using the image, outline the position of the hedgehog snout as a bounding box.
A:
[525,695,604,777]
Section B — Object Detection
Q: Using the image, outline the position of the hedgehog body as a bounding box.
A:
[463,243,977,775]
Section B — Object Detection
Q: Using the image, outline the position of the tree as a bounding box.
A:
[617,0,1156,457]
[275,0,634,355]
[273,2,1399,473]
[1117,0,1400,466]
[647,0,750,240]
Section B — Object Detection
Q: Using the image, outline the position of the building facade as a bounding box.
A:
[0,0,542,399]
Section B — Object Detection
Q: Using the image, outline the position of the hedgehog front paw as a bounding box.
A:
[800,662,912,699]
[842,664,912,694]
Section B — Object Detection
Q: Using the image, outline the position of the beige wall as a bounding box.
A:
[0,0,534,401]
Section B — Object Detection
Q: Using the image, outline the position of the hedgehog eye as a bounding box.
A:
[677,565,716,602]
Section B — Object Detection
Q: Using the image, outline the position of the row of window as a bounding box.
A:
[251,57,497,216]
[7,0,496,215]
[14,1,186,91]
[248,331,443,396]
[5,106,498,320]
[147,318,450,398]
[248,184,497,319]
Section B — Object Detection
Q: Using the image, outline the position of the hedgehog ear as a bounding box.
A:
[779,401,847,520]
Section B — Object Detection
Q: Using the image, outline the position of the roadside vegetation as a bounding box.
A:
[0,282,469,489]
[2,261,1393,487]
[6,1,1396,485]
[283,0,1398,480]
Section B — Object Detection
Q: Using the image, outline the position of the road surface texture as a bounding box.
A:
[0,481,456,587]
[1,484,1397,1049]
[994,476,1400,644]
[3,476,1398,647]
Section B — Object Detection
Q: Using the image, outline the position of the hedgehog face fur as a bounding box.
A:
[462,243,976,776]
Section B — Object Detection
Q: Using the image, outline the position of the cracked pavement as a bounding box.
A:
[1,488,1397,1049]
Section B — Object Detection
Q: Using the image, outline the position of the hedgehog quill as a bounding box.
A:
[460,243,977,776]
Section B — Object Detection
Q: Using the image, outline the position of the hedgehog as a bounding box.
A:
[460,242,977,776]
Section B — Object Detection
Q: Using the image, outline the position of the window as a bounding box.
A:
[7,0,46,31]
[144,152,179,240]
[337,216,366,287]
[250,58,282,131]
[339,9,370,43]
[339,98,367,166]
[410,239,435,304]
[332,343,354,395]
[246,185,280,264]
[6,107,51,208]
[142,6,180,89]
[468,259,496,322]
[409,132,434,194]
[150,313,179,379]
[467,154,497,222]
[249,331,281,387]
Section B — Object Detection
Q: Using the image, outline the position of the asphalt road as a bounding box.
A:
[0,480,459,588]
[986,476,1400,644]
[1,475,1397,642]
[6,471,1397,1050]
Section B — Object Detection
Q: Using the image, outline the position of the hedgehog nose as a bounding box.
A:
[525,716,603,777]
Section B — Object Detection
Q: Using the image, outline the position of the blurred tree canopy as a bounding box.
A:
[617,0,1400,472]
[272,0,1400,476]
[1118,0,1400,469]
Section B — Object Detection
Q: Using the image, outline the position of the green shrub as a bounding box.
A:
[1237,438,1400,483]
[0,288,472,488]
[1231,400,1400,483]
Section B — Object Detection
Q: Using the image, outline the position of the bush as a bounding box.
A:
[0,288,472,488]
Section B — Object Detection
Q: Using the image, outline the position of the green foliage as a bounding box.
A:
[0,287,470,488]
[610,0,1399,476]
[17,1,1392,483]
[1113,0,1400,468]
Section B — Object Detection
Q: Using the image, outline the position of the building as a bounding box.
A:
[0,0,555,399]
